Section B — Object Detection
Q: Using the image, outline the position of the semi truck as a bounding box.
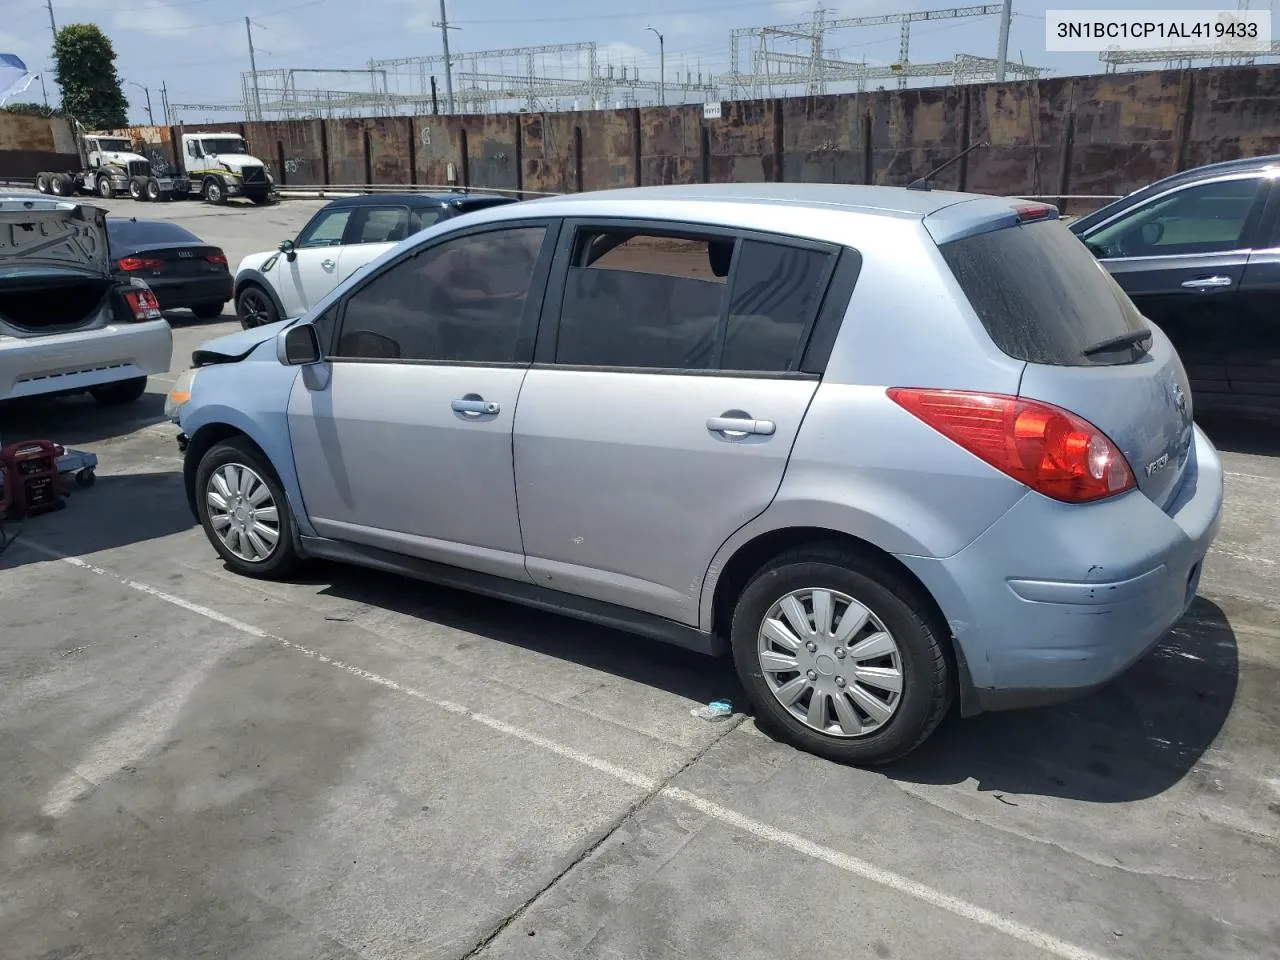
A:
[34,129,275,206]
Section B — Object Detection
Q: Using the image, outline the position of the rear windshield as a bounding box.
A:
[107,218,200,248]
[451,197,516,213]
[939,219,1149,366]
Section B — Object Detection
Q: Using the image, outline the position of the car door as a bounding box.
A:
[275,206,356,316]
[286,218,558,581]
[1231,185,1280,405]
[1079,173,1269,394]
[512,219,840,626]
[334,204,413,285]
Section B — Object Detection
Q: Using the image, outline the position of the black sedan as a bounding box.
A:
[1069,155,1280,417]
[107,217,233,320]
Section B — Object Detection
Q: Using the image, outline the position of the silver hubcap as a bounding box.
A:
[206,463,280,563]
[757,588,904,738]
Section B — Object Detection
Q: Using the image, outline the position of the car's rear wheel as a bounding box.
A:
[195,438,298,578]
[192,301,225,320]
[89,376,148,406]
[235,285,278,329]
[730,545,951,765]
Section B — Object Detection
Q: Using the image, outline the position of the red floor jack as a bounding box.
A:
[0,440,98,522]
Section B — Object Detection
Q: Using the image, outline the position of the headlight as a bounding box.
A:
[165,367,198,422]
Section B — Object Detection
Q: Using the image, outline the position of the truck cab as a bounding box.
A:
[82,135,154,199]
[180,132,274,205]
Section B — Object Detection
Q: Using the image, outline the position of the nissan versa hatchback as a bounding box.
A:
[169,184,1223,765]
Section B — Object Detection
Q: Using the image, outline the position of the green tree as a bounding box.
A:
[2,102,63,118]
[53,24,128,129]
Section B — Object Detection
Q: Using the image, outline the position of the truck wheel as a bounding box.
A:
[129,177,146,201]
[202,178,227,205]
[97,175,114,199]
[50,174,71,196]
[145,178,162,201]
[250,195,271,206]
[35,173,50,193]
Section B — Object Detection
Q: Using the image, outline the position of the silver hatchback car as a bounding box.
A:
[170,184,1223,764]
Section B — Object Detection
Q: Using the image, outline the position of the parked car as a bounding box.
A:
[232,192,520,329]
[1069,155,1280,416]
[169,184,1223,765]
[107,217,232,320]
[1,196,172,406]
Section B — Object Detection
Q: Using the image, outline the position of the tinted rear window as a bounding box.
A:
[452,198,515,214]
[939,219,1149,366]
[107,219,200,248]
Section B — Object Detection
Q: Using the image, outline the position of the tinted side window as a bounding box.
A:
[941,220,1149,367]
[410,208,446,234]
[556,230,732,369]
[355,207,409,244]
[1086,177,1262,258]
[721,241,832,372]
[335,227,546,363]
[297,209,352,248]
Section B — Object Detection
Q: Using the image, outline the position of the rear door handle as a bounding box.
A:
[707,416,775,438]
[452,397,500,417]
[1181,276,1233,289]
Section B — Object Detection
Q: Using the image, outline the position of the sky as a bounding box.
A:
[1,0,1275,123]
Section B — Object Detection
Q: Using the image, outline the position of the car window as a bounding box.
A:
[334,226,546,363]
[355,207,409,244]
[297,208,353,248]
[941,219,1150,367]
[555,230,732,369]
[721,241,833,372]
[409,207,446,235]
[1086,177,1262,258]
[106,219,201,249]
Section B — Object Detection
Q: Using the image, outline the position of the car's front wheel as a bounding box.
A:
[235,284,279,329]
[730,545,952,765]
[88,376,148,406]
[195,438,298,579]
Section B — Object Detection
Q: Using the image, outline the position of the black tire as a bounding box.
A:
[96,175,113,199]
[250,194,271,205]
[128,177,146,201]
[191,301,225,320]
[35,173,50,194]
[202,178,227,205]
[195,437,299,579]
[235,284,279,329]
[145,177,162,201]
[730,544,952,765]
[50,173,71,196]
[88,376,148,406]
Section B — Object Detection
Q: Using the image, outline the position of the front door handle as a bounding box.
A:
[321,258,336,270]
[707,416,775,438]
[452,397,500,417]
[1181,276,1233,290]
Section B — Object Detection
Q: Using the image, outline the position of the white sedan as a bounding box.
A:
[231,191,518,328]
[0,196,172,406]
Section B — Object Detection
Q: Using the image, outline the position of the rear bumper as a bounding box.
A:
[144,275,233,309]
[0,320,173,400]
[897,425,1224,713]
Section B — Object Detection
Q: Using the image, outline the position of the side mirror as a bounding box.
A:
[277,324,321,366]
[278,239,297,262]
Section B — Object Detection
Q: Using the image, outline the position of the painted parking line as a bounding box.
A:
[15,537,1116,960]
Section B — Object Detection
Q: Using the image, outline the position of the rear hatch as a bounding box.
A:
[1,198,115,336]
[114,242,229,281]
[933,209,1194,511]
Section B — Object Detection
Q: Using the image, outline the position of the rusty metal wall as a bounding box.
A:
[0,115,78,178]
[639,106,702,185]
[243,120,326,186]
[323,118,366,184]
[708,99,780,183]
[460,115,521,191]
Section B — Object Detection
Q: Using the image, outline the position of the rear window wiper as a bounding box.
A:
[1081,330,1153,358]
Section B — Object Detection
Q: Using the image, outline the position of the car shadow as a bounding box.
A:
[300,561,741,707]
[0,390,169,447]
[1196,413,1280,458]
[880,597,1239,802]
[0,469,196,568]
[165,309,231,327]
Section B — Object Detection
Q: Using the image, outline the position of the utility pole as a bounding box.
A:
[646,26,665,105]
[161,81,170,125]
[995,0,1012,82]
[45,0,58,41]
[40,74,49,108]
[432,0,458,114]
[245,17,263,121]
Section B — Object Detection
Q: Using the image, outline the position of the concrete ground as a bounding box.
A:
[2,195,1279,960]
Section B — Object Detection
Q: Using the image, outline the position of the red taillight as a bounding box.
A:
[123,286,163,322]
[205,251,227,265]
[1014,202,1052,222]
[887,388,1136,503]
[118,256,163,271]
